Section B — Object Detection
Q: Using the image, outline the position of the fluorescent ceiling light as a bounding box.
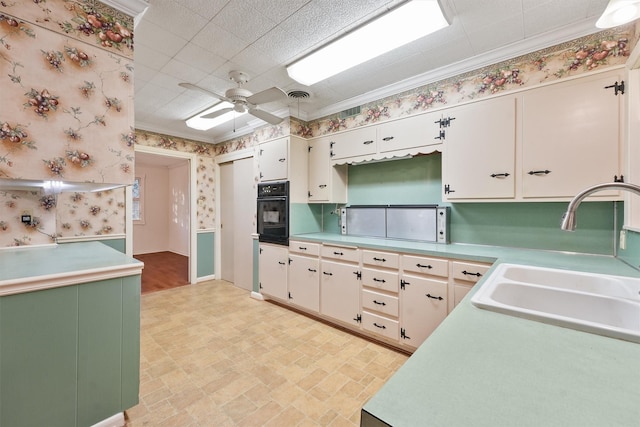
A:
[596,0,640,28]
[286,0,449,86]
[185,102,247,131]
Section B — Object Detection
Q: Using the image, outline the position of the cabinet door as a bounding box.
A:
[308,137,330,201]
[377,112,441,153]
[259,137,288,181]
[320,260,361,326]
[259,244,288,300]
[443,96,516,199]
[521,71,622,198]
[400,274,448,349]
[329,126,377,160]
[288,254,320,312]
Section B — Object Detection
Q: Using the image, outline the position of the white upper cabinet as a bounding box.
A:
[521,69,623,199]
[329,126,377,160]
[442,96,517,200]
[258,137,288,182]
[377,112,442,153]
[307,137,347,203]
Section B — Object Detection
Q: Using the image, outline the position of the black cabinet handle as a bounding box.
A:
[462,270,482,277]
[323,271,333,276]
[528,170,551,175]
[373,323,386,329]
[490,173,510,178]
[426,293,443,301]
[333,251,343,256]
[373,257,386,262]
[298,246,307,250]
[319,184,327,188]
[363,140,374,145]
[308,268,317,272]
[416,263,432,269]
[278,261,286,265]
[373,300,386,306]
[381,136,394,141]
[373,278,386,283]
[278,158,286,162]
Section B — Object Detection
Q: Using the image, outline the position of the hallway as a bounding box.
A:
[135,252,189,294]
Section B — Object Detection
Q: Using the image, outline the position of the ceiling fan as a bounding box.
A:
[179,71,287,125]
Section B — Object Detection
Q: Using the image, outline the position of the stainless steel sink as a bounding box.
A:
[471,263,640,343]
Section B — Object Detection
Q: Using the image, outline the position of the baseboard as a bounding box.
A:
[90,413,124,427]
[197,274,216,282]
[250,291,265,301]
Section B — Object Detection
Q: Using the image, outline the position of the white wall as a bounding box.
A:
[133,164,169,255]
[168,162,189,256]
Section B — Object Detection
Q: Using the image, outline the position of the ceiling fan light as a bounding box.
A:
[596,0,640,28]
[185,101,246,130]
[286,0,449,86]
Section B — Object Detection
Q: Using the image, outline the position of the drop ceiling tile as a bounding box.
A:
[134,19,189,58]
[190,22,248,59]
[231,45,280,77]
[241,0,311,22]
[523,0,594,36]
[141,0,209,40]
[212,1,278,44]
[179,0,229,19]
[160,59,208,85]
[466,14,525,54]
[174,43,226,74]
[251,26,305,64]
[133,44,172,71]
[454,0,523,33]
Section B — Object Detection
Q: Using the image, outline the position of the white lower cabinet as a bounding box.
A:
[451,260,491,311]
[320,257,361,327]
[288,254,320,312]
[258,243,288,301]
[361,250,400,342]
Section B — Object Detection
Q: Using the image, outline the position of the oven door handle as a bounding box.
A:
[257,196,287,202]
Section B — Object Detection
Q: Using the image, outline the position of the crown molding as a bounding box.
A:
[100,0,149,17]
[309,17,602,120]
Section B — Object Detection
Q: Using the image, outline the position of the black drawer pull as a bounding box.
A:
[373,257,386,262]
[373,322,386,329]
[323,271,333,276]
[416,263,432,269]
[373,300,386,306]
[382,136,394,141]
[490,173,510,178]
[333,251,344,256]
[373,278,386,283]
[278,158,286,162]
[319,184,327,188]
[528,169,551,175]
[278,261,286,265]
[462,270,482,277]
[308,268,317,272]
[298,246,307,250]
[426,293,443,301]
[363,140,374,145]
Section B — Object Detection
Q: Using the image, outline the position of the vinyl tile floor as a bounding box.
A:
[124,280,409,426]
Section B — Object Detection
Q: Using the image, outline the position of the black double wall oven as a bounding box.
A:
[257,181,289,246]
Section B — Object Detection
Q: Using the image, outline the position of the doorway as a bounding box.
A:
[129,145,198,285]
[218,151,255,290]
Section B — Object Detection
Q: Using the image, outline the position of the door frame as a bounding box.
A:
[129,145,198,284]
[215,147,255,281]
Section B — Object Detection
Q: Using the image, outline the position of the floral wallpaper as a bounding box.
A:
[0,0,133,246]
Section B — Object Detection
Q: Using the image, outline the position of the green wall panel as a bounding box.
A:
[77,279,123,427]
[253,238,260,293]
[618,229,640,269]
[1,286,78,427]
[121,275,140,408]
[197,231,215,278]
[99,238,126,253]
[290,203,323,235]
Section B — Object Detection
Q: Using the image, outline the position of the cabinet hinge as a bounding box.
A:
[288,258,292,265]
[353,271,362,280]
[444,184,455,195]
[435,116,455,128]
[614,174,625,183]
[400,279,409,290]
[353,314,362,323]
[259,282,262,289]
[308,146,312,153]
[288,292,292,300]
[604,80,625,96]
[434,129,445,141]
[401,328,411,340]
[259,248,263,254]
[259,149,264,156]
[308,191,312,197]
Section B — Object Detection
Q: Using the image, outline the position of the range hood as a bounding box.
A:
[0,178,126,194]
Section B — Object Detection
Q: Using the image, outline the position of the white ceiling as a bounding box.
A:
[133,0,611,144]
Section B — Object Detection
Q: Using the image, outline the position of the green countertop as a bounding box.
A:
[291,233,640,426]
[0,242,143,295]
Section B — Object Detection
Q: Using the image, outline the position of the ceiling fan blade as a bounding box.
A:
[200,107,233,119]
[248,108,284,125]
[246,87,287,105]
[179,82,231,102]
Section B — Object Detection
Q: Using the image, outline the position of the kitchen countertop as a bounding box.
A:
[291,233,640,426]
[0,242,143,296]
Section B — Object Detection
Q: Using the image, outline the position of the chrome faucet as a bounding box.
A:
[561,182,640,231]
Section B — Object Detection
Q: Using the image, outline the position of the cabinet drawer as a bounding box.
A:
[452,261,491,283]
[362,290,399,317]
[362,311,399,341]
[289,240,320,256]
[362,250,399,269]
[321,245,359,263]
[401,255,448,277]
[362,268,399,293]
